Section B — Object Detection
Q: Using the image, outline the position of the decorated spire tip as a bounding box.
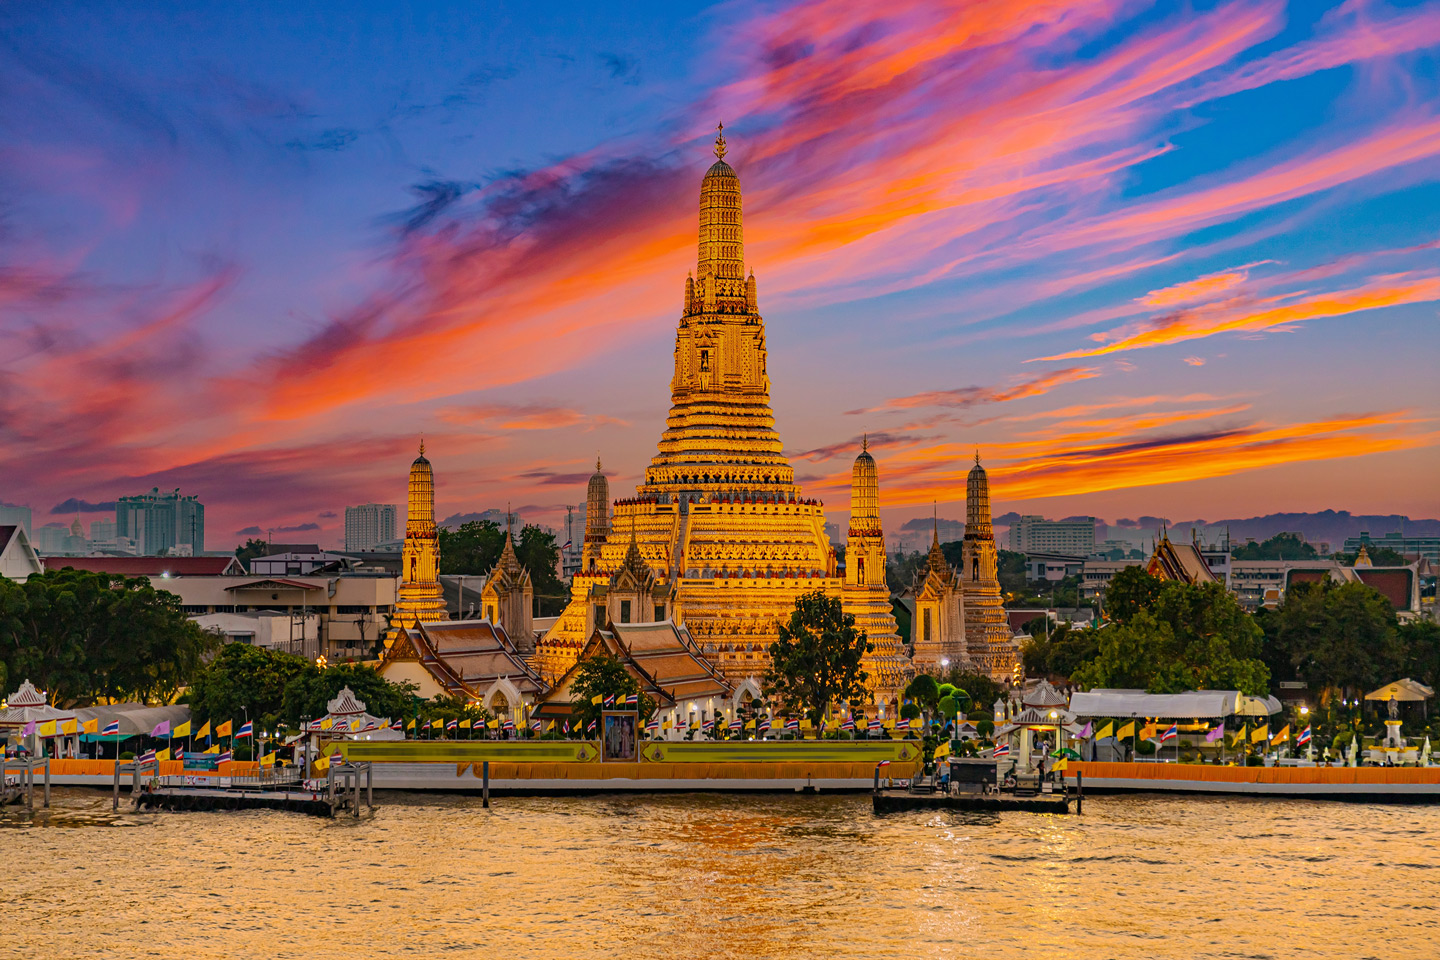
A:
[419,437,425,456]
[862,432,868,453]
[974,449,981,466]
[714,121,727,160]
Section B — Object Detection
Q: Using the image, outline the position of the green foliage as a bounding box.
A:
[0,568,217,705]
[1398,619,1440,692]
[569,654,654,732]
[1020,622,1100,682]
[1135,738,1156,756]
[940,668,1002,713]
[1072,582,1269,696]
[438,520,507,576]
[764,590,871,724]
[904,673,941,713]
[885,549,926,593]
[1104,565,1164,622]
[1230,533,1318,561]
[975,718,995,738]
[1260,579,1403,694]
[996,550,1029,598]
[234,538,272,568]
[514,524,565,616]
[279,662,417,728]
[1334,546,1407,566]
[184,644,313,731]
[899,702,921,721]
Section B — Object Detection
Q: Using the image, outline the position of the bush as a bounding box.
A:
[899,702,921,721]
[1135,739,1156,756]
[976,718,994,738]
[120,751,135,760]
[1245,755,1263,766]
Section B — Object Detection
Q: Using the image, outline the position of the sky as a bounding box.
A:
[2,0,1438,548]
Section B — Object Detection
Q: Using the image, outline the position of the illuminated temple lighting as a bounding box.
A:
[387,440,447,642]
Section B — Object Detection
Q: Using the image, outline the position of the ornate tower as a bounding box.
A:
[481,514,535,651]
[841,439,910,699]
[960,454,1017,681]
[582,460,610,573]
[388,441,447,644]
[912,517,971,673]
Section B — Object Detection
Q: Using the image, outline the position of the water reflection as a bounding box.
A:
[5,789,1436,959]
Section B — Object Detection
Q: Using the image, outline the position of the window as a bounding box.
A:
[699,349,710,372]
[336,605,368,614]
[487,605,496,621]
[923,608,932,643]
[620,600,632,623]
[182,605,209,614]
[593,604,605,626]
[654,604,665,621]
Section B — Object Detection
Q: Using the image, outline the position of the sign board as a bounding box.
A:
[602,710,638,761]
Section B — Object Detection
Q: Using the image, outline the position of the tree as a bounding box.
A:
[183,644,313,732]
[904,673,941,721]
[569,653,655,733]
[438,520,506,576]
[764,590,872,723]
[1230,533,1317,561]
[1020,622,1100,682]
[0,568,217,705]
[1071,610,1183,692]
[515,524,565,616]
[1398,619,1440,692]
[234,538,271,569]
[1260,579,1402,697]
[1104,565,1164,622]
[940,667,1003,715]
[279,662,418,728]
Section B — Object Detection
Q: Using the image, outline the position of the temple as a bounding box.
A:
[1147,528,1219,584]
[911,515,971,673]
[959,455,1018,679]
[386,442,447,643]
[480,515,535,652]
[535,129,911,706]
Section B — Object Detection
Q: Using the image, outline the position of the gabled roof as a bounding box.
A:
[386,619,547,699]
[224,577,325,591]
[1146,533,1217,585]
[40,555,246,576]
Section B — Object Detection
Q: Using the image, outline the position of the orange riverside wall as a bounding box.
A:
[43,759,261,777]
[455,761,920,781]
[1069,761,1440,785]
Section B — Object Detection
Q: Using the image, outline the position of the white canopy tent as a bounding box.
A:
[1067,688,1256,719]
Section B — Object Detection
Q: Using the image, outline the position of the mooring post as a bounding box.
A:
[482,760,490,808]
[113,760,121,812]
[1077,770,1084,815]
[42,759,50,808]
[366,763,373,809]
[352,769,360,818]
[25,762,34,809]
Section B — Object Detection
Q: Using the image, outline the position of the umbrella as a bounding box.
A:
[1055,747,1081,760]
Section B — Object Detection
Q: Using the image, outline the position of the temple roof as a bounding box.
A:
[387,618,547,699]
[536,620,731,716]
[1146,532,1217,584]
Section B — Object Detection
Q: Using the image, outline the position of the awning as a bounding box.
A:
[1067,689,1244,719]
[1366,678,1435,702]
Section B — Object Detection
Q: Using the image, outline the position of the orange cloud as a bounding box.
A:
[1141,270,1252,308]
[848,366,1101,415]
[440,404,626,431]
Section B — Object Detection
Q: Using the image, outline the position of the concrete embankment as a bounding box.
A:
[1067,761,1440,801]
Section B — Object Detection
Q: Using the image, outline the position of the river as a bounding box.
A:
[3,790,1434,959]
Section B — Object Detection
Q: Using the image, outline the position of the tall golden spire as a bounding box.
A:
[714,122,727,160]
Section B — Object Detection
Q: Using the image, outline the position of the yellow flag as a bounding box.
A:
[313,754,331,772]
[204,745,219,754]
[217,720,233,738]
[488,719,500,730]
[82,718,99,735]
[60,719,78,735]
[933,740,951,760]
[908,717,922,730]
[259,751,276,767]
[349,719,362,732]
[745,718,756,730]
[320,718,334,731]
[591,694,604,705]
[1139,724,1157,740]
[1052,757,1069,772]
[883,719,896,731]
[431,718,444,729]
[458,718,472,729]
[1095,721,1114,740]
[406,719,416,730]
[662,720,671,730]
[155,747,171,762]
[196,721,211,740]
[1252,725,1269,743]
[1273,725,1290,743]
[1115,721,1136,739]
[37,720,57,737]
[172,720,191,738]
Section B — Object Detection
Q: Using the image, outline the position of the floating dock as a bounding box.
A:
[873,790,1070,814]
[1066,761,1440,802]
[135,786,341,817]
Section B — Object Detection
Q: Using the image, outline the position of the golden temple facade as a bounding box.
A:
[960,455,1019,680]
[386,442,448,644]
[535,130,908,704]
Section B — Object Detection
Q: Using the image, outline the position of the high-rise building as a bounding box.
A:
[0,504,32,537]
[89,518,117,541]
[115,488,205,555]
[1007,515,1099,556]
[345,503,398,552]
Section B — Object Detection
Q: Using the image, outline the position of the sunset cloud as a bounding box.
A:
[847,367,1101,415]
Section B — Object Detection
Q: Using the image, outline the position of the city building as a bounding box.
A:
[89,518,117,541]
[1343,531,1440,563]
[0,525,43,582]
[39,555,245,577]
[249,550,358,576]
[533,133,921,706]
[116,487,205,555]
[345,503,398,553]
[386,443,447,640]
[155,572,397,660]
[31,522,84,555]
[1078,559,1144,603]
[0,503,32,537]
[1023,555,1085,581]
[1007,515,1098,556]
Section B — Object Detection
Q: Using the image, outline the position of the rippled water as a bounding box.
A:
[4,789,1435,959]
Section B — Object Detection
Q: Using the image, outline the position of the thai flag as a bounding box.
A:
[586,719,597,734]
[563,720,571,734]
[215,751,233,764]
[390,719,403,731]
[446,718,458,731]
[624,693,639,705]
[701,719,714,732]
[758,718,771,733]
[1297,725,1312,746]
[501,719,516,732]
[646,717,661,731]
[603,694,615,708]
[330,750,344,764]
[101,720,120,737]
[784,719,799,731]
[361,720,378,732]
[137,749,157,764]
[877,759,891,768]
[562,540,573,550]
[867,719,883,731]
[993,742,1010,757]
[1159,723,1179,742]
[840,718,856,731]
[728,718,743,731]
[530,719,542,732]
[235,721,253,739]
